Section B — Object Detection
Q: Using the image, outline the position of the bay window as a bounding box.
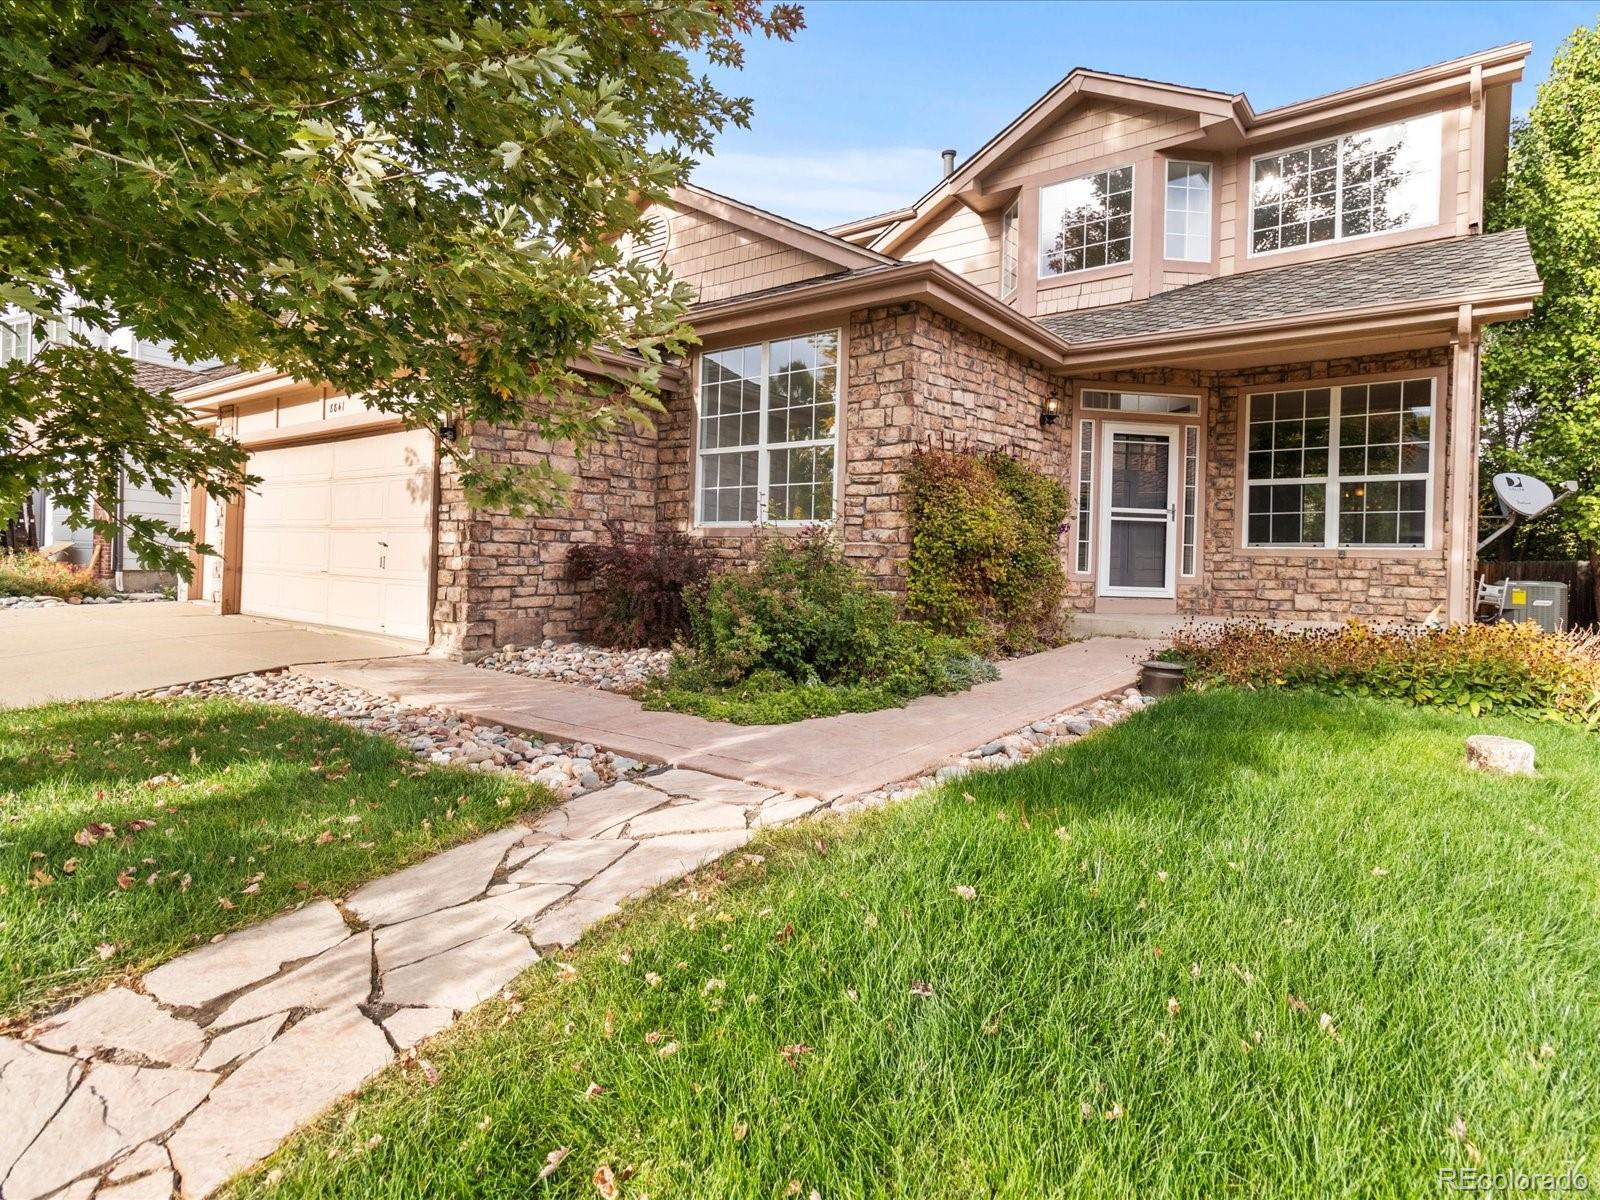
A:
[1164,161,1212,261]
[1249,113,1441,255]
[1040,165,1133,277]
[1245,378,1434,549]
[697,332,839,526]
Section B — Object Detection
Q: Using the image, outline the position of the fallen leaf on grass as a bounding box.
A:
[95,943,117,960]
[1166,997,1181,1016]
[950,885,977,901]
[536,1147,570,1180]
[217,897,235,910]
[61,858,78,875]
[115,869,134,891]
[775,921,795,945]
[593,1163,619,1199]
[780,1043,812,1069]
[1286,994,1310,1014]
[657,1041,679,1058]
[909,981,934,998]
[733,1122,748,1141]
[315,831,335,846]
[644,971,662,987]
[583,1082,604,1099]
[1103,1104,1125,1121]
[1318,1013,1339,1039]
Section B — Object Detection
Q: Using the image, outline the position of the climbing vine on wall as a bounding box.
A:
[906,448,1069,654]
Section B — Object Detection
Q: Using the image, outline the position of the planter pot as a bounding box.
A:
[1138,660,1187,698]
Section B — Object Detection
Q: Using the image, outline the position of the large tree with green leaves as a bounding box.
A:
[1482,19,1600,580]
[0,0,800,574]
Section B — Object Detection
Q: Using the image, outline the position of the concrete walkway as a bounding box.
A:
[0,605,421,708]
[1,768,822,1200]
[298,636,1153,799]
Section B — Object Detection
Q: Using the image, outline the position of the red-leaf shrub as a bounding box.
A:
[566,519,711,648]
[1170,620,1600,727]
[0,551,108,600]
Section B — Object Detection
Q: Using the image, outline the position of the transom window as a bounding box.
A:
[697,332,839,526]
[1040,165,1133,277]
[1249,113,1441,255]
[1245,378,1434,549]
[1164,161,1212,261]
[1081,390,1198,415]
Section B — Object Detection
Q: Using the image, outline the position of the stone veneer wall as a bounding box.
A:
[1074,344,1456,623]
[432,420,659,658]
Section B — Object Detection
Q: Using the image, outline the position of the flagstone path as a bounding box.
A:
[0,766,820,1200]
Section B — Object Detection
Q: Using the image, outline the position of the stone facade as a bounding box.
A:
[433,313,1462,658]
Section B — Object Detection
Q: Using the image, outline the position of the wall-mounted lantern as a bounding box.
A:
[1040,391,1061,428]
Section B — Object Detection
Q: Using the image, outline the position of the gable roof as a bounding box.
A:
[131,360,208,393]
[1039,229,1539,347]
[670,184,898,272]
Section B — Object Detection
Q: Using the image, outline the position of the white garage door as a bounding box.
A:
[241,429,434,642]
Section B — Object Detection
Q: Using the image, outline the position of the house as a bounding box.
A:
[1,309,226,590]
[172,42,1541,656]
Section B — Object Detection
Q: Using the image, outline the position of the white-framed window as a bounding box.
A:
[1000,199,1019,297]
[0,314,31,364]
[1081,389,1199,415]
[1249,113,1441,256]
[697,331,839,526]
[1164,161,1212,261]
[1182,424,1199,576]
[1040,164,1134,277]
[1244,377,1434,549]
[1075,418,1094,574]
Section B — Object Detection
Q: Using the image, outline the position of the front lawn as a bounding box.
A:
[0,697,546,1021]
[235,689,1600,1198]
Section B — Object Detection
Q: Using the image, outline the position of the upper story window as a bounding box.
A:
[1249,113,1441,256]
[1164,161,1212,261]
[698,331,839,526]
[1039,164,1133,277]
[999,200,1019,297]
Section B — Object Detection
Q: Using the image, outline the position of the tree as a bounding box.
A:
[1481,19,1600,586]
[0,0,802,575]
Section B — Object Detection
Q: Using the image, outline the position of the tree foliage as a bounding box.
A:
[1482,19,1600,566]
[0,0,801,574]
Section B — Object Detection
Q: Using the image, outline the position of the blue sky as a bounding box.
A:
[692,0,1598,228]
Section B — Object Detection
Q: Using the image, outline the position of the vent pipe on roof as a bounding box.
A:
[941,148,957,178]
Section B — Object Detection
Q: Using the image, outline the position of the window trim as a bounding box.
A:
[1074,417,1095,576]
[1038,163,1136,280]
[1163,160,1213,264]
[1246,112,1443,259]
[692,330,844,530]
[1096,420,1181,600]
[1238,370,1443,555]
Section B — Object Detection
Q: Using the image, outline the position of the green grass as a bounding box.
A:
[234,689,1600,1198]
[0,697,547,1021]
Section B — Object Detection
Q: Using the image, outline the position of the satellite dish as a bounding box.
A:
[1493,473,1558,519]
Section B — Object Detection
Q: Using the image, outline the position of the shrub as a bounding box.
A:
[1171,620,1600,727]
[906,449,1068,654]
[565,519,711,648]
[643,528,996,724]
[0,551,108,600]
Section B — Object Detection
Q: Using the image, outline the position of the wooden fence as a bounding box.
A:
[1478,559,1597,629]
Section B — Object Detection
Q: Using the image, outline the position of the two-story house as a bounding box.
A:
[173,43,1541,656]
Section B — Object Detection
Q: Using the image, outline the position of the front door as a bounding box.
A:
[1098,423,1178,598]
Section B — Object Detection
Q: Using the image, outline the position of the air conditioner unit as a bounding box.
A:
[1501,580,1570,634]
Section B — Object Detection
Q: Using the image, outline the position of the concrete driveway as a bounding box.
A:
[0,603,422,708]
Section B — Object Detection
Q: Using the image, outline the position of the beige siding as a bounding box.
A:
[989,100,1196,187]
[652,203,839,304]
[1036,275,1135,315]
[895,204,1001,294]
[1159,270,1211,293]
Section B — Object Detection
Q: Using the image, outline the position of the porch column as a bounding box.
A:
[1445,305,1480,624]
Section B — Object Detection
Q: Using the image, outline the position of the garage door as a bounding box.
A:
[241,429,434,642]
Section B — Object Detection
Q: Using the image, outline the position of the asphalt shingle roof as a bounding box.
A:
[1038,229,1539,345]
[131,360,208,393]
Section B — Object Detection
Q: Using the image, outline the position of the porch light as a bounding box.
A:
[438,421,459,443]
[1040,391,1061,428]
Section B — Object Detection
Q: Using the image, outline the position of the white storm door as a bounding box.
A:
[1097,423,1179,599]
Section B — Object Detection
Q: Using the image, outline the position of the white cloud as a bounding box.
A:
[691,146,941,229]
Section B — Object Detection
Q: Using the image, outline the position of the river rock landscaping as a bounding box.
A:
[475,639,671,693]
[142,671,648,796]
[0,592,173,610]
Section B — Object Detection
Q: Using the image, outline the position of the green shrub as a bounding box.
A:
[643,529,996,724]
[906,449,1068,654]
[1171,620,1600,727]
[0,551,108,600]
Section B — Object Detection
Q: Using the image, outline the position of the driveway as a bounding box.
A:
[0,603,422,708]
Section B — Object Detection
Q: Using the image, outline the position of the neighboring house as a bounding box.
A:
[173,43,1541,656]
[3,308,225,590]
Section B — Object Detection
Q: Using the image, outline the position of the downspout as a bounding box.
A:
[113,468,126,592]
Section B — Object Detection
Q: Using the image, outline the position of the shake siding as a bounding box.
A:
[652,205,839,304]
[986,100,1194,186]
[894,205,1001,294]
[1036,276,1136,315]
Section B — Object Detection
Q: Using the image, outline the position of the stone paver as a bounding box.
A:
[1,678,1152,1198]
[6,1062,214,1200]
[345,824,530,927]
[141,901,350,1009]
[31,988,206,1069]
[167,1006,392,1200]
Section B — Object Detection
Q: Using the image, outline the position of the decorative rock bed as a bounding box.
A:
[0,592,173,610]
[475,638,672,693]
[142,672,647,797]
